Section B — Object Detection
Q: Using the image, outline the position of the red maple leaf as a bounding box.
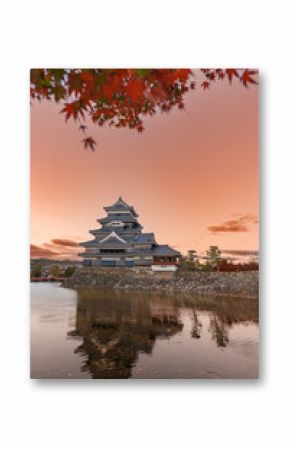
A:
[201,81,210,90]
[137,122,144,133]
[126,78,144,101]
[61,101,86,121]
[82,136,97,151]
[240,69,258,87]
[215,69,225,80]
[174,69,191,82]
[31,68,258,144]
[80,71,94,84]
[226,69,239,82]
[67,71,84,96]
[205,72,216,81]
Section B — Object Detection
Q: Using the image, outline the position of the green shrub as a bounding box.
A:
[49,265,61,277]
[64,266,76,277]
[31,266,42,278]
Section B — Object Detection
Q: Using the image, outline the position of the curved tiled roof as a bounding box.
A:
[81,199,180,261]
[98,213,140,224]
[79,239,98,248]
[104,196,138,217]
[135,233,155,244]
[152,245,181,256]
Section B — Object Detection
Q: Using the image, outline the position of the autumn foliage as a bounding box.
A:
[30,68,258,149]
[215,259,259,272]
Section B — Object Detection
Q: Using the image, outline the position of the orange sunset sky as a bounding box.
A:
[30,73,258,260]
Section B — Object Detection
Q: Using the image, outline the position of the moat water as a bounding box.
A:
[31,283,259,379]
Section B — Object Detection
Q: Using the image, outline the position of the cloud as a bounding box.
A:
[222,250,259,256]
[43,243,78,255]
[208,222,248,233]
[51,238,79,247]
[208,214,258,234]
[31,238,81,259]
[30,244,59,259]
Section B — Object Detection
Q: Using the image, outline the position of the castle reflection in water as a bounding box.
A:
[67,289,258,379]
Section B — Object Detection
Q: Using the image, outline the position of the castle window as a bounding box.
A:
[100,249,125,254]
[108,221,123,227]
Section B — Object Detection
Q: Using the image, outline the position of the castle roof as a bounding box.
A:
[79,239,97,248]
[152,245,181,256]
[135,233,155,244]
[98,212,139,224]
[80,199,180,263]
[104,196,138,217]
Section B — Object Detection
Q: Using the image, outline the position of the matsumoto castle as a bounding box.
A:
[79,197,180,271]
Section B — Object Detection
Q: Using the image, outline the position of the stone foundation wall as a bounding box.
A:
[63,267,259,298]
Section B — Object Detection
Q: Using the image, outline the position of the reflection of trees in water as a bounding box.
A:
[187,295,258,348]
[208,314,229,347]
[68,290,258,378]
[189,309,230,347]
[68,290,183,379]
[191,309,202,339]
